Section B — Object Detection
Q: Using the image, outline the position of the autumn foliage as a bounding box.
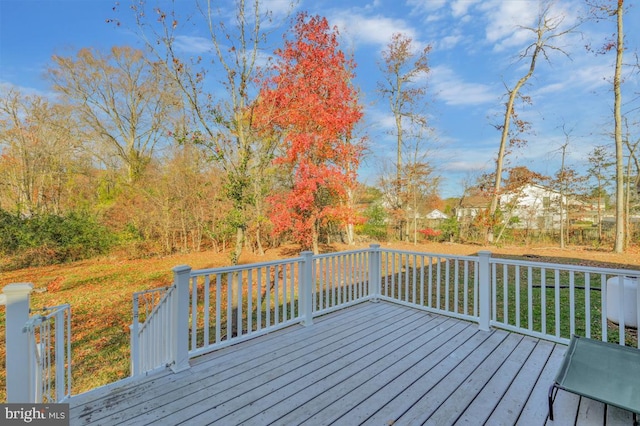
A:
[418,228,442,240]
[256,13,364,252]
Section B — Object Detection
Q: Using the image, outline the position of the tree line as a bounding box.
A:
[0,0,637,270]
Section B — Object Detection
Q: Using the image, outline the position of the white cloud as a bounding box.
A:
[174,35,213,54]
[365,0,383,11]
[477,0,584,53]
[451,0,481,18]
[479,0,538,51]
[571,63,613,90]
[438,33,463,50]
[430,65,496,106]
[0,80,57,100]
[534,82,566,96]
[261,0,297,17]
[365,107,397,134]
[407,0,447,14]
[442,158,493,173]
[330,13,418,49]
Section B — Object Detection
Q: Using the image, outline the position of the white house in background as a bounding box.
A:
[425,209,448,220]
[455,183,575,231]
[498,183,567,230]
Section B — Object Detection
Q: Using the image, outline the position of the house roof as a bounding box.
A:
[425,209,449,219]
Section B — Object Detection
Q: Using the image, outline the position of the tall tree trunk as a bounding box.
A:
[488,78,526,243]
[597,188,603,243]
[344,175,356,245]
[625,154,631,247]
[255,226,265,255]
[345,223,355,245]
[231,226,244,265]
[559,144,567,249]
[613,0,625,253]
[396,113,404,241]
[312,220,320,255]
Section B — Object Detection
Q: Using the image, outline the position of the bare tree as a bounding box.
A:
[487,1,579,243]
[556,139,570,248]
[132,144,226,254]
[404,141,440,245]
[611,0,626,251]
[586,0,629,252]
[378,33,432,240]
[0,89,84,215]
[49,46,178,183]
[551,125,586,248]
[587,145,614,242]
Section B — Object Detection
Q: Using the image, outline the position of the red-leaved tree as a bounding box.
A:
[256,13,364,253]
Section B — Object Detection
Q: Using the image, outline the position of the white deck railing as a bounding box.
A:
[376,249,480,323]
[186,254,309,358]
[129,249,377,375]
[1,283,72,403]
[130,285,176,376]
[312,249,373,315]
[488,257,640,346]
[4,245,639,397]
[23,304,72,403]
[127,245,640,377]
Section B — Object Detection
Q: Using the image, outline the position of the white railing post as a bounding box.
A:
[130,296,140,376]
[54,309,66,402]
[369,244,381,301]
[478,251,492,332]
[171,265,191,373]
[300,251,314,326]
[3,283,34,402]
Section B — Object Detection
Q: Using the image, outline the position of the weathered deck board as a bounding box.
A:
[73,302,401,425]
[489,338,555,424]
[69,301,635,426]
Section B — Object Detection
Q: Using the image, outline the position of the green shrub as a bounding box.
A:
[438,216,460,242]
[357,203,388,241]
[0,210,115,269]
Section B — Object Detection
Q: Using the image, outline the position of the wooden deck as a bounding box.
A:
[69,301,637,425]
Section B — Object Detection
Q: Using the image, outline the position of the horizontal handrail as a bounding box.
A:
[488,256,640,277]
[379,248,479,262]
[191,257,304,276]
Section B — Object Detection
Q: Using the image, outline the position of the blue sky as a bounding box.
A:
[1,0,639,198]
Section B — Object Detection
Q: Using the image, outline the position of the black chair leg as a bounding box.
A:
[548,384,556,421]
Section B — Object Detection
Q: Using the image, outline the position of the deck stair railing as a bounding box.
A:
[1,283,71,403]
[23,304,72,403]
[130,285,176,376]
